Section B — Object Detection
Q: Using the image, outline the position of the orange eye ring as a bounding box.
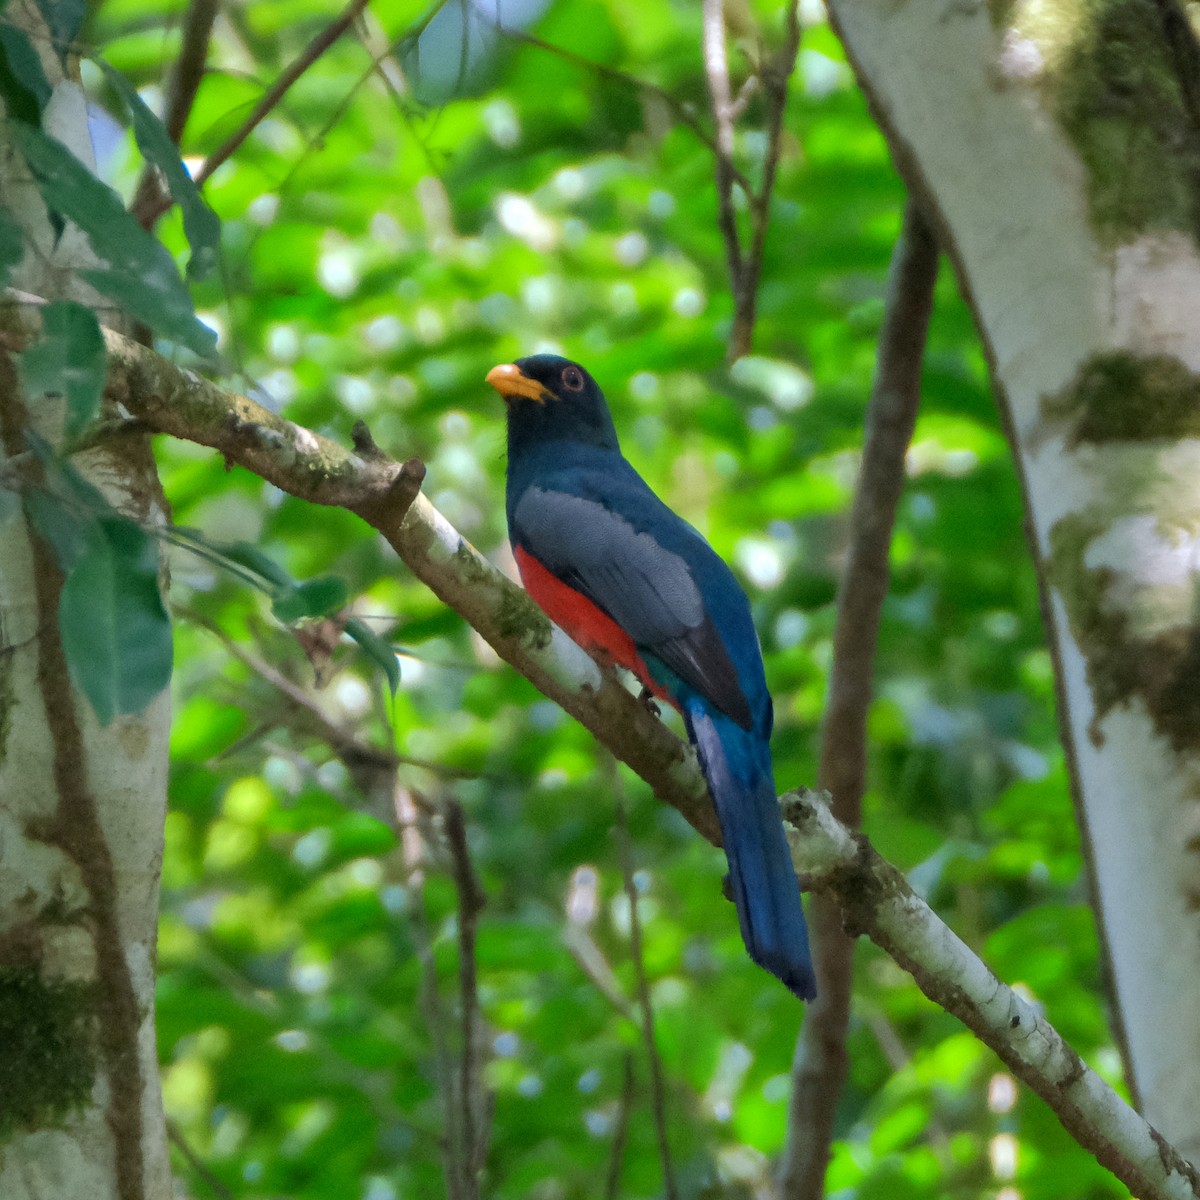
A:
[561,366,585,392]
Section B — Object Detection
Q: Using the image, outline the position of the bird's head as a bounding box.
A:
[486,354,620,453]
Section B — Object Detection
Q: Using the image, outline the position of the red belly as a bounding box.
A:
[515,546,672,706]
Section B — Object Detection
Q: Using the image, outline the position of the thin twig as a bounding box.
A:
[140,0,371,226]
[604,1052,636,1200]
[701,0,744,308]
[609,761,678,1200]
[444,799,489,1195]
[166,1118,236,1200]
[702,1,802,360]
[736,2,801,357]
[184,609,401,814]
[195,0,370,187]
[498,26,754,199]
[778,200,938,1200]
[131,0,219,229]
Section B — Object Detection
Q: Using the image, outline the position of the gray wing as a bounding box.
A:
[514,486,753,728]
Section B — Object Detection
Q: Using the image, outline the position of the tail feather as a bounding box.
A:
[688,706,816,1000]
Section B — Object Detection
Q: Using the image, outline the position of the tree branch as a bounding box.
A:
[444,799,489,1194]
[604,1052,636,1200]
[99,331,1200,1200]
[785,789,1200,1200]
[738,2,801,357]
[166,1117,236,1200]
[779,199,938,1199]
[102,330,720,842]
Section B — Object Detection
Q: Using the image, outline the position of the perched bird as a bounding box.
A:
[487,354,816,1000]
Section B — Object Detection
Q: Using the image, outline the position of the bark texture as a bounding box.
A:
[0,5,172,1196]
[828,0,1200,1162]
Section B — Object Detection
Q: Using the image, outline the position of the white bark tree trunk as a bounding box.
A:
[0,4,172,1197]
[828,0,1200,1162]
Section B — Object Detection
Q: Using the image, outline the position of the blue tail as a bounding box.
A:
[687,705,816,1000]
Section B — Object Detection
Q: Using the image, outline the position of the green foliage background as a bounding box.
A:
[79,0,1121,1195]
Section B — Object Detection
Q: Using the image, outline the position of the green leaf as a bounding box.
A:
[0,22,51,121]
[222,540,293,588]
[272,576,350,623]
[22,487,94,571]
[79,265,216,357]
[19,301,107,436]
[10,123,217,357]
[59,516,172,725]
[344,617,401,695]
[0,204,24,289]
[98,61,221,282]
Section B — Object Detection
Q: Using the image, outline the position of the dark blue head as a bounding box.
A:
[486,354,620,461]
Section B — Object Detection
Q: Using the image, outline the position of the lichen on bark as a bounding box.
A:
[0,966,97,1139]
[996,0,1200,245]
[1048,512,1200,751]
[1042,350,1200,444]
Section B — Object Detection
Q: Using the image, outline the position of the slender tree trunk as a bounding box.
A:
[0,4,173,1197]
[828,0,1200,1163]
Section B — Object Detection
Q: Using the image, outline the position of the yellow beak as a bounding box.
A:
[485,363,550,404]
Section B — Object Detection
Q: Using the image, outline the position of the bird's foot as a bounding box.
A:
[637,686,661,717]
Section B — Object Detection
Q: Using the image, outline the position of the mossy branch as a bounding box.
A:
[103,330,1199,1200]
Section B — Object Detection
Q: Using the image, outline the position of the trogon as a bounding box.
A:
[487,353,816,1000]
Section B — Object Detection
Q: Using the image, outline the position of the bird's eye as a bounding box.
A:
[561,366,585,392]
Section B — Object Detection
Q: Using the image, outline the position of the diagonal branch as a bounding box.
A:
[785,790,1200,1200]
[103,330,721,842]
[138,0,372,228]
[779,199,938,1199]
[98,329,1200,1200]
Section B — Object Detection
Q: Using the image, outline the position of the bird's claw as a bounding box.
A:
[638,686,661,717]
